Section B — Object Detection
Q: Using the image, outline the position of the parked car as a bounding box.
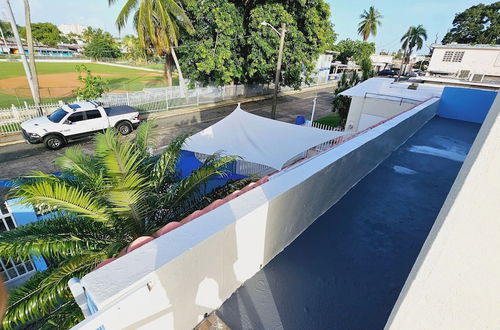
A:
[378,69,397,77]
[21,101,141,150]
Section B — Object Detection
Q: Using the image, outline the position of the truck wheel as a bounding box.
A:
[116,121,133,135]
[44,135,65,150]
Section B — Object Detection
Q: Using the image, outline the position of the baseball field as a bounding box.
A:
[0,62,172,108]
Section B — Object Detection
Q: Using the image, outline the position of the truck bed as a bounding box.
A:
[104,105,137,117]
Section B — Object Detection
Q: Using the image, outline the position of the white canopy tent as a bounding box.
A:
[182,106,346,170]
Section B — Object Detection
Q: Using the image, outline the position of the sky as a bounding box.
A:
[1,0,497,54]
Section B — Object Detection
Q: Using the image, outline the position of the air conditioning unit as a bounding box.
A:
[458,70,470,79]
[471,74,484,82]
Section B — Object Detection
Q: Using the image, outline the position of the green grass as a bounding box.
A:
[0,62,180,107]
[314,113,341,127]
[0,62,163,79]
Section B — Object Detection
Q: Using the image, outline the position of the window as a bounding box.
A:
[47,108,68,123]
[85,110,102,120]
[442,51,454,62]
[452,51,464,62]
[68,112,84,123]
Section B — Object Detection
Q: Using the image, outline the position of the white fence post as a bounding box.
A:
[126,92,130,106]
[165,88,169,111]
[11,105,20,122]
[196,85,200,106]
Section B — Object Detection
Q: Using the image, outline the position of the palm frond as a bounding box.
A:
[10,180,110,223]
[152,134,188,190]
[0,215,113,260]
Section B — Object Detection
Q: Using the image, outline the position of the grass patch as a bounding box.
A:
[314,113,341,127]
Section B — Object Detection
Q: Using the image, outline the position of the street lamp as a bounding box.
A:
[261,21,286,120]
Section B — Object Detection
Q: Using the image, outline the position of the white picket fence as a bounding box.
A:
[0,74,335,136]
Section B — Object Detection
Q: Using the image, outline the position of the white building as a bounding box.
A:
[370,54,393,72]
[426,44,500,84]
[58,24,88,36]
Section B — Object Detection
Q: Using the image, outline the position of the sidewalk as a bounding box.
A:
[0,82,337,147]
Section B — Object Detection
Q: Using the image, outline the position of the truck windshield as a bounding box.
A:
[47,108,68,123]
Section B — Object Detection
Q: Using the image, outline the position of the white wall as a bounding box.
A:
[428,47,500,76]
[386,94,500,329]
[345,96,416,131]
[74,99,439,330]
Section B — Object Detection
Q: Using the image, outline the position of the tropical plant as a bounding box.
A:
[0,122,245,328]
[358,6,383,41]
[19,22,62,47]
[332,71,359,126]
[121,34,146,62]
[442,2,500,45]
[333,39,375,64]
[397,25,427,81]
[72,64,109,100]
[109,0,194,86]
[83,27,121,60]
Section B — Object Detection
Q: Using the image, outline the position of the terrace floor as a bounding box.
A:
[216,116,481,330]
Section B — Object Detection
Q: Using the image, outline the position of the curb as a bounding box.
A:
[0,82,336,147]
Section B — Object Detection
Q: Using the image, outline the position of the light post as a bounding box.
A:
[261,21,286,120]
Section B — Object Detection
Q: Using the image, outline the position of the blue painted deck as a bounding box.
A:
[217,117,481,330]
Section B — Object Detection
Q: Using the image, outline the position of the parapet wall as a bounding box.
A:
[74,98,440,330]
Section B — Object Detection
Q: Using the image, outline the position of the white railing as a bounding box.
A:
[0,75,335,136]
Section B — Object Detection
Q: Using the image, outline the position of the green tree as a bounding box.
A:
[109,0,194,86]
[358,6,383,41]
[72,65,109,100]
[83,27,121,60]
[177,0,245,86]
[19,22,62,47]
[121,34,146,62]
[244,0,335,89]
[360,57,374,81]
[1,123,246,328]
[333,39,375,64]
[442,2,500,45]
[0,20,13,38]
[332,71,359,127]
[398,25,427,79]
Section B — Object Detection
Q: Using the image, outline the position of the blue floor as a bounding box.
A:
[217,117,481,330]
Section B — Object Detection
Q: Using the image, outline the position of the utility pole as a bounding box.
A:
[3,0,38,106]
[23,0,41,111]
[0,25,7,48]
[271,23,286,120]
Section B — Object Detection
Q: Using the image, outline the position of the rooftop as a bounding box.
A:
[217,117,480,329]
[432,43,500,51]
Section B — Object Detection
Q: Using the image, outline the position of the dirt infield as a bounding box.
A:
[0,71,164,98]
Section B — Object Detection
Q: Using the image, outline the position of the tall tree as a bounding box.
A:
[333,38,375,64]
[19,23,62,47]
[0,123,246,328]
[83,27,121,60]
[177,0,245,86]
[109,0,194,86]
[244,0,336,89]
[358,6,383,41]
[442,2,500,45]
[397,25,427,81]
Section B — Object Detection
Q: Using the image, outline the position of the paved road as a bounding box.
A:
[0,87,334,181]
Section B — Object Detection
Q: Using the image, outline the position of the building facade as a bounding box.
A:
[427,44,500,83]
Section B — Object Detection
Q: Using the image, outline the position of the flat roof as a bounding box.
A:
[340,78,444,102]
[217,117,481,329]
[432,43,500,51]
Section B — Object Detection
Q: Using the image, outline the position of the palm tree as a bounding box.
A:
[397,24,427,81]
[109,0,194,87]
[0,123,247,328]
[358,6,383,41]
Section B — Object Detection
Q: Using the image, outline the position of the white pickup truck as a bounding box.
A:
[21,101,141,150]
